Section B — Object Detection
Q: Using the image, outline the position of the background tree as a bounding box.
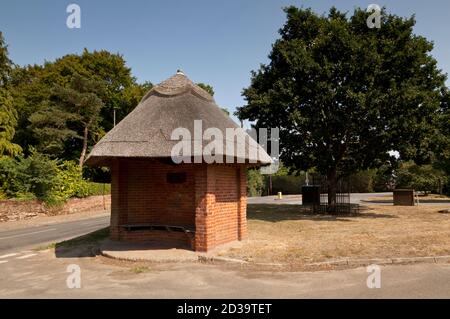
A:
[28,100,79,156]
[236,7,448,210]
[434,88,450,193]
[52,74,104,167]
[196,83,214,96]
[9,49,152,159]
[395,161,447,194]
[0,32,11,87]
[0,89,22,156]
[196,82,231,116]
[0,32,21,157]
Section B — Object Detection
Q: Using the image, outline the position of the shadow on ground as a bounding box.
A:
[55,227,109,258]
[54,227,192,259]
[247,204,397,222]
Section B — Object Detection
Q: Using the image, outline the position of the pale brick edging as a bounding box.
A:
[198,255,450,269]
[300,255,450,268]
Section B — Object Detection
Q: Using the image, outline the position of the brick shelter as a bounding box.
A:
[85,71,271,251]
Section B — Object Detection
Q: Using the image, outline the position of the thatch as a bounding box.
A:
[85,71,273,166]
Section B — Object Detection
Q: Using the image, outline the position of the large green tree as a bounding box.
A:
[53,74,104,167]
[434,88,450,192]
[0,32,21,157]
[236,7,448,210]
[9,49,152,160]
[29,74,104,166]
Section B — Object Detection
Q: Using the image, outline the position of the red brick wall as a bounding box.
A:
[124,160,195,226]
[213,166,239,246]
[194,165,248,251]
[110,159,247,251]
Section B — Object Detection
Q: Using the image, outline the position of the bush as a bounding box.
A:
[396,162,447,194]
[50,161,90,204]
[247,169,265,197]
[0,151,58,200]
[348,170,376,193]
[271,174,305,194]
[85,182,111,196]
[0,152,108,204]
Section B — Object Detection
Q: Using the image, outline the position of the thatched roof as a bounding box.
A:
[85,71,273,166]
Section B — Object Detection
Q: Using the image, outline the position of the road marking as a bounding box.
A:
[0,228,57,240]
[16,253,37,259]
[0,253,19,259]
[0,260,8,264]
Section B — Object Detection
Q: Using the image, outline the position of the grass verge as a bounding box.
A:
[221,203,450,265]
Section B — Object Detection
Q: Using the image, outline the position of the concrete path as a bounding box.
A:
[0,248,449,298]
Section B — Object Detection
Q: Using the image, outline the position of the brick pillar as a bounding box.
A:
[237,166,248,240]
[194,166,216,251]
[110,160,128,240]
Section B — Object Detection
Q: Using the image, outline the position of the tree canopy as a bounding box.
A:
[0,32,21,157]
[197,83,215,96]
[236,6,448,207]
[9,49,152,162]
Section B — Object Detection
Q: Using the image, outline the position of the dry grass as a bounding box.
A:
[221,203,450,265]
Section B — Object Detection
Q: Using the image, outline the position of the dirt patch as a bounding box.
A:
[220,203,450,266]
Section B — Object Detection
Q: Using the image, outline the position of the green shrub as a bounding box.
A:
[0,156,19,196]
[247,169,265,197]
[348,170,376,193]
[85,182,111,196]
[0,151,58,200]
[50,161,90,204]
[0,152,109,204]
[396,162,447,193]
[271,174,304,194]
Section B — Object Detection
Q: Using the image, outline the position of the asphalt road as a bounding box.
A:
[247,192,392,205]
[0,215,110,254]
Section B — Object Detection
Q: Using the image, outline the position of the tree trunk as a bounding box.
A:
[327,167,337,213]
[79,126,88,168]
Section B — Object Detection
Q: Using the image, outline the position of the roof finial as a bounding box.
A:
[176,69,185,76]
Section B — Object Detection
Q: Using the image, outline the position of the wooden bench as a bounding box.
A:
[120,224,195,234]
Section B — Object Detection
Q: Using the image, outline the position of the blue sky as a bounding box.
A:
[0,0,449,121]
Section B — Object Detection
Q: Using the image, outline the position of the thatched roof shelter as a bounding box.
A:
[85,71,272,166]
[85,71,272,252]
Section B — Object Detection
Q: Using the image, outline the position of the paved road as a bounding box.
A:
[0,215,109,254]
[248,192,392,205]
